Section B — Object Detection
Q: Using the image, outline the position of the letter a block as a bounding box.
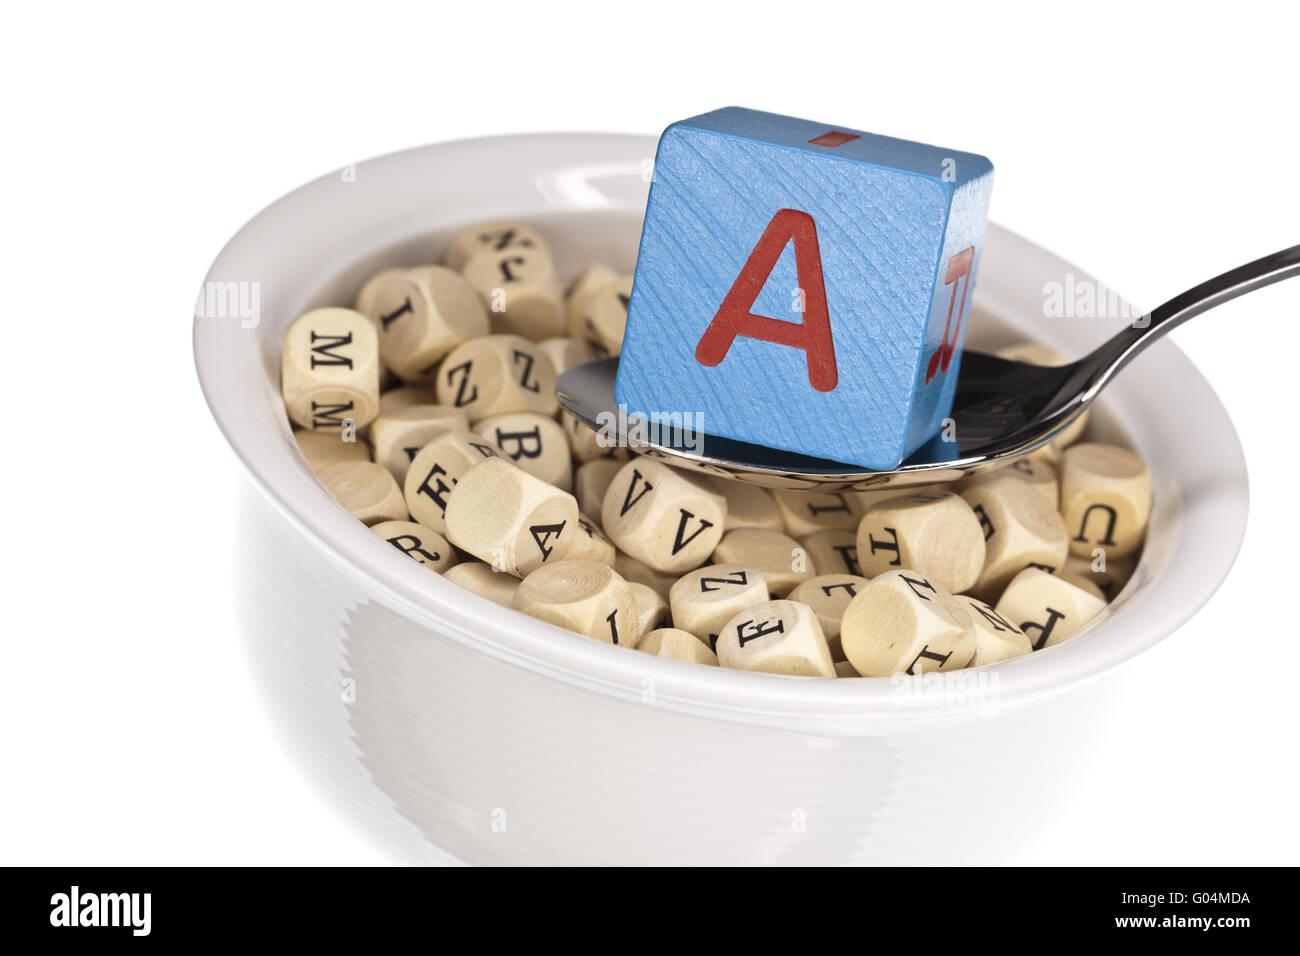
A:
[615,107,994,469]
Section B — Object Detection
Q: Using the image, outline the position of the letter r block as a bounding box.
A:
[614,107,994,470]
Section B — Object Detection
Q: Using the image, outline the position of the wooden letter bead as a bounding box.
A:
[562,410,632,464]
[601,459,727,574]
[377,386,439,416]
[801,530,861,577]
[444,457,580,577]
[1061,551,1136,603]
[370,520,457,573]
[995,342,1089,458]
[511,559,639,645]
[715,600,836,678]
[294,428,371,472]
[994,568,1107,650]
[787,574,871,661]
[576,274,633,356]
[614,107,994,470]
[855,491,986,593]
[668,564,769,652]
[368,266,489,383]
[959,471,1070,601]
[772,489,866,538]
[956,595,1033,666]
[444,561,520,606]
[637,628,719,666]
[442,220,551,272]
[564,263,619,331]
[281,307,381,431]
[1004,457,1059,508]
[614,553,678,601]
[370,404,469,485]
[402,429,503,533]
[629,582,671,639]
[435,334,558,422]
[565,515,616,566]
[537,336,598,377]
[575,459,625,520]
[352,266,405,316]
[711,527,814,596]
[462,246,565,341]
[317,461,407,526]
[707,478,783,532]
[1060,443,1152,560]
[840,569,976,677]
[476,411,572,491]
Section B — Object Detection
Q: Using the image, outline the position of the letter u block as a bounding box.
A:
[615,107,994,470]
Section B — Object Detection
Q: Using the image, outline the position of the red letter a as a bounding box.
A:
[694,209,838,392]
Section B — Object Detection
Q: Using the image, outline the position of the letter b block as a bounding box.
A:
[615,107,994,469]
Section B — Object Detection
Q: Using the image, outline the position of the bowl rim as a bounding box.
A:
[194,131,1248,728]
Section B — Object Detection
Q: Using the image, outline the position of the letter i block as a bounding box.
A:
[615,107,994,469]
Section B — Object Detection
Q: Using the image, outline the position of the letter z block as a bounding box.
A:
[615,107,994,470]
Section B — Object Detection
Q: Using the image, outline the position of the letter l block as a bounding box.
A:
[615,107,994,470]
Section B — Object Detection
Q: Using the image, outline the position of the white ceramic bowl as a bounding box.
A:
[195,133,1247,865]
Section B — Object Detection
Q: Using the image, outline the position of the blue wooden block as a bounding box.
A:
[614,107,994,470]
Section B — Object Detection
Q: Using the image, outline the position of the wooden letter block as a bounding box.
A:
[370,404,469,485]
[1004,457,1059,508]
[367,266,489,383]
[403,429,503,534]
[787,574,871,661]
[577,275,633,356]
[444,457,580,577]
[614,107,994,470]
[715,599,836,678]
[629,582,670,640]
[564,263,619,332]
[711,527,814,596]
[994,567,1107,650]
[435,334,558,422]
[562,409,632,464]
[613,553,678,602]
[668,563,769,652]
[800,530,861,577]
[462,246,565,341]
[959,471,1070,601]
[1061,551,1136,603]
[840,569,976,677]
[601,459,727,573]
[537,336,599,377]
[707,478,783,532]
[1060,443,1152,560]
[955,595,1033,667]
[856,491,986,593]
[511,559,639,645]
[575,459,624,520]
[565,515,616,566]
[771,489,866,538]
[281,307,380,431]
[443,561,519,606]
[442,220,551,272]
[317,461,407,526]
[294,429,370,472]
[370,520,457,573]
[476,411,572,491]
[637,628,719,666]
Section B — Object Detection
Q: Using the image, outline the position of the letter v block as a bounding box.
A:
[615,107,994,470]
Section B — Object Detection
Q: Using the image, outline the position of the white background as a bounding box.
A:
[3,2,1296,865]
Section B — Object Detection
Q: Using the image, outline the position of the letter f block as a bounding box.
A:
[614,107,994,470]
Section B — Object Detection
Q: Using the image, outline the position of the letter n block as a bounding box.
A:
[614,107,994,470]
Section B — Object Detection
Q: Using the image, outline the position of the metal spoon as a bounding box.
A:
[557,244,1300,490]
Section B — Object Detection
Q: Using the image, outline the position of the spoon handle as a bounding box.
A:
[1081,243,1300,403]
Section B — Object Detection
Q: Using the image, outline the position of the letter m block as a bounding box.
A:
[614,107,994,470]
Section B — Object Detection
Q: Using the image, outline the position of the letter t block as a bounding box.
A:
[615,107,994,470]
